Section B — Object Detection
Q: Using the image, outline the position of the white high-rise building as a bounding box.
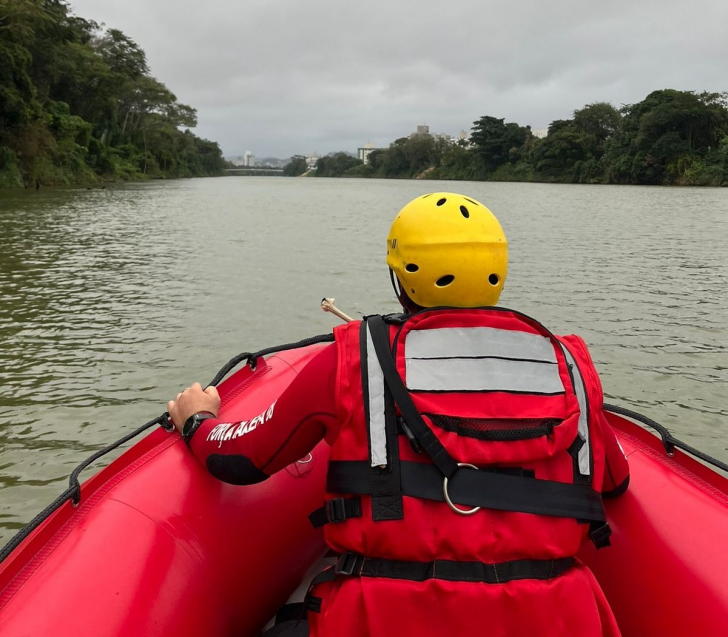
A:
[244,151,255,167]
[305,153,320,169]
[358,141,385,164]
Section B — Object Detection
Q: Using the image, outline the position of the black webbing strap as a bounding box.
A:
[308,497,363,528]
[360,320,404,521]
[327,460,607,522]
[367,316,459,479]
[374,383,403,521]
[275,602,310,623]
[333,552,574,583]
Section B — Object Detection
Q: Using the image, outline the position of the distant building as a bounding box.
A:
[305,153,320,169]
[407,125,464,145]
[357,142,385,164]
[433,133,454,143]
[244,151,255,167]
[408,125,430,139]
[532,129,548,139]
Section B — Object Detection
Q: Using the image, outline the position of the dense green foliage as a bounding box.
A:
[294,90,728,186]
[313,152,364,177]
[282,155,308,176]
[0,0,226,188]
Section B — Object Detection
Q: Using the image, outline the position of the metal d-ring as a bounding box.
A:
[443,463,480,516]
[296,453,313,464]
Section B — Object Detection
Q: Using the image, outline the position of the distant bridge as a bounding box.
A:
[224,167,284,176]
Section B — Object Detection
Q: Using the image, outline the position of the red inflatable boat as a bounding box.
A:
[0,342,726,636]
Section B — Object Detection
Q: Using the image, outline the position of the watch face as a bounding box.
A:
[183,412,213,439]
[183,414,199,436]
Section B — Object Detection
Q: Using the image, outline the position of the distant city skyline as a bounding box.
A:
[230,123,472,162]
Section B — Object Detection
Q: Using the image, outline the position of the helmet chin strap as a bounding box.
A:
[389,269,423,314]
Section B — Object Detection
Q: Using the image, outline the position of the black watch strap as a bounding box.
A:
[182,411,216,443]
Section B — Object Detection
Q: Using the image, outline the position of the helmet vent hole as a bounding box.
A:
[436,275,455,287]
[422,194,433,198]
[436,198,447,206]
[460,205,469,218]
[405,263,419,273]
[489,274,500,286]
[464,198,478,206]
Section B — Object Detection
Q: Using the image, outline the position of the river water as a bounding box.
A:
[0,177,726,544]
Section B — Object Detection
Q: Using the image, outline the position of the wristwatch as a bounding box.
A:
[182,411,216,443]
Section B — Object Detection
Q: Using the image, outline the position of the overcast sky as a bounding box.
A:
[70,0,728,159]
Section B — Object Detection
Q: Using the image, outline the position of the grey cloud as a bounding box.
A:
[70,0,728,157]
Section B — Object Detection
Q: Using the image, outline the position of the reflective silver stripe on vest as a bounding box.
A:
[560,346,591,476]
[366,322,388,467]
[407,327,558,363]
[404,328,564,394]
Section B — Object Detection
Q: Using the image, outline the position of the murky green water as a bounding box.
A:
[0,177,726,544]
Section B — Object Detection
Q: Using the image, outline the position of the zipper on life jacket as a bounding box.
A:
[424,413,561,442]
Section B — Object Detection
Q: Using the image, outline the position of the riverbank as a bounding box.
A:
[285,90,728,187]
[0,145,227,191]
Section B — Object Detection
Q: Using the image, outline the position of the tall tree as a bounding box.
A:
[314,152,362,177]
[573,103,622,141]
[283,155,308,176]
[470,116,529,175]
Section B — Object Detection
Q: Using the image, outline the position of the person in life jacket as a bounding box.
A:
[168,192,630,637]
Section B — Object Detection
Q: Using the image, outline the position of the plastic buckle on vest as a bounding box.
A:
[306,596,322,613]
[383,312,409,324]
[589,522,612,549]
[325,498,348,524]
[335,552,359,576]
[398,417,422,454]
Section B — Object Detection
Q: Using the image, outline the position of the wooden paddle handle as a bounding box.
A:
[321,298,353,323]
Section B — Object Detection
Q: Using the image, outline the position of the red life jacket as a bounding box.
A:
[308,307,620,637]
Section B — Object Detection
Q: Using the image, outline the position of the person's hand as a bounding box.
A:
[167,383,221,433]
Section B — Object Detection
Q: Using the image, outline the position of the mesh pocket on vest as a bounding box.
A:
[426,414,560,441]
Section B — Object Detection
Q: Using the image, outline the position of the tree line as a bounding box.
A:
[0,0,227,189]
[285,90,728,186]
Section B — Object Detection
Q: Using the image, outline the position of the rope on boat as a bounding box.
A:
[0,333,334,566]
[604,403,728,473]
[208,332,334,385]
[0,414,166,565]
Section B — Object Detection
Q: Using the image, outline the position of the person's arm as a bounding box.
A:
[168,343,338,484]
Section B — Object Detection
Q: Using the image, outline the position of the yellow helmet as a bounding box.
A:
[386,193,508,308]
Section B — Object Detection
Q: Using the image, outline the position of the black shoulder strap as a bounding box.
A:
[367,315,459,479]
